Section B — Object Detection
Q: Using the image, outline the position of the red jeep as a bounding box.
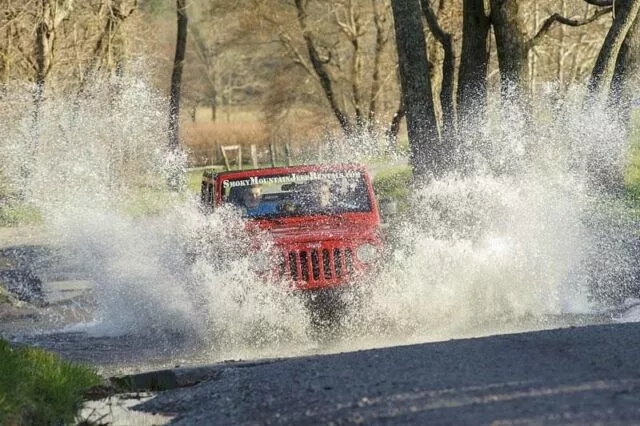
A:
[201,164,383,323]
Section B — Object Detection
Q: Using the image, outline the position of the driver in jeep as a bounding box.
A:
[236,184,278,217]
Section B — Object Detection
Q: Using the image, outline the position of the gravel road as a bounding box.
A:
[129,321,640,425]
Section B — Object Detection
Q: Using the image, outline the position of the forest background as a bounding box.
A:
[0,0,638,185]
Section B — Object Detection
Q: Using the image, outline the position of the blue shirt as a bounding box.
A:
[245,202,279,218]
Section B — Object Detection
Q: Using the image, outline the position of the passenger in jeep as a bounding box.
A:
[302,180,335,213]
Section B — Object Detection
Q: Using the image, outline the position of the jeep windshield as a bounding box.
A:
[221,170,372,219]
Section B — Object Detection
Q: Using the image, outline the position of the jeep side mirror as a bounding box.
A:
[200,179,215,214]
[379,198,397,221]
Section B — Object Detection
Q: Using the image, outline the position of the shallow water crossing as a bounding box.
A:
[1,77,639,372]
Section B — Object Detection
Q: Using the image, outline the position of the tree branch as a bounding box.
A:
[583,0,613,7]
[420,0,450,47]
[528,6,613,50]
[258,13,318,77]
[277,31,316,77]
[294,0,351,134]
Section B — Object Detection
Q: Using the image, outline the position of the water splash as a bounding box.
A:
[1,76,312,358]
[346,170,591,341]
[340,89,638,344]
[1,75,638,363]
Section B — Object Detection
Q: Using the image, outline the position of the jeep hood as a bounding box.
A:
[251,215,380,244]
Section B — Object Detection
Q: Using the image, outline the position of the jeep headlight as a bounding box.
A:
[356,243,379,264]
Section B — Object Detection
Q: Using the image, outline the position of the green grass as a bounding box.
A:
[121,185,185,217]
[0,202,42,227]
[0,338,102,425]
[373,165,413,203]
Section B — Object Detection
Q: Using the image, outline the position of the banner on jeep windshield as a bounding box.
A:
[222,170,361,189]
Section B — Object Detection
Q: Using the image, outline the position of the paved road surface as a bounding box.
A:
[124,321,640,425]
[3,216,640,425]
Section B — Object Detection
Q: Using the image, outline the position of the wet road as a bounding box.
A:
[5,290,640,424]
[136,321,640,425]
[3,233,640,424]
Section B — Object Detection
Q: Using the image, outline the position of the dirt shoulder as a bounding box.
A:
[0,225,51,249]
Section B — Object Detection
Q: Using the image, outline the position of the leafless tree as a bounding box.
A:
[87,0,138,77]
[252,0,401,141]
[187,21,218,121]
[293,0,352,134]
[169,0,188,154]
[32,0,74,143]
[390,0,442,178]
[588,0,640,97]
[489,0,611,114]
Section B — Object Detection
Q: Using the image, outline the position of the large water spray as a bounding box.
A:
[1,75,637,361]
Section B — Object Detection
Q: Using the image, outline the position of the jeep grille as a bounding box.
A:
[279,247,354,284]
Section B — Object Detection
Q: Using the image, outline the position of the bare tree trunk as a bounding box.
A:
[347,4,364,130]
[385,102,405,151]
[169,0,188,153]
[366,0,387,135]
[73,1,136,122]
[588,0,640,97]
[610,7,640,136]
[390,0,442,179]
[556,0,567,87]
[569,4,600,88]
[457,0,490,129]
[489,0,530,109]
[33,0,54,145]
[23,0,72,194]
[32,0,73,156]
[582,1,640,193]
[90,1,137,74]
[421,0,456,145]
[35,0,53,99]
[0,23,10,83]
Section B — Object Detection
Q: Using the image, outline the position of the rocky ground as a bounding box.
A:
[0,231,94,331]
[0,227,49,321]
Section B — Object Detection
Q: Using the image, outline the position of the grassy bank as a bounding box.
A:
[0,338,101,425]
[372,165,413,211]
[0,202,41,227]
